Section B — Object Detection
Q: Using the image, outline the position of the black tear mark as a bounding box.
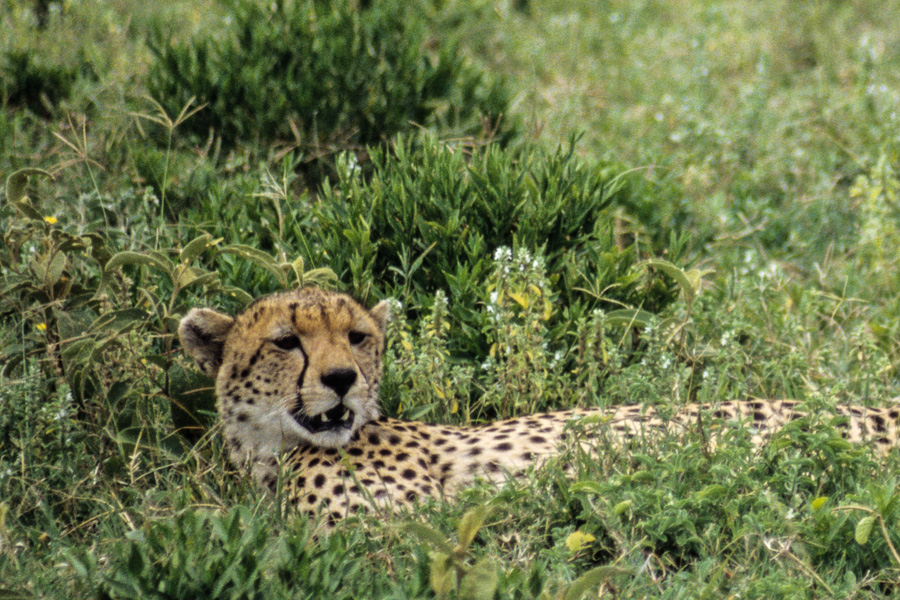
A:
[296,338,309,395]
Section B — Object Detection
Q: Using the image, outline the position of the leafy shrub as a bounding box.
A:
[381,245,689,422]
[0,167,330,445]
[72,506,426,599]
[1,49,78,116]
[97,507,275,599]
[297,136,682,356]
[165,134,681,362]
[146,0,511,158]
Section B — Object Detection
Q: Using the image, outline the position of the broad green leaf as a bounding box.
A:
[175,266,219,292]
[47,251,66,285]
[825,437,854,453]
[81,233,113,266]
[401,523,454,554]
[569,481,605,495]
[60,338,95,361]
[604,309,655,329]
[27,256,46,281]
[855,515,876,545]
[685,267,713,290]
[219,244,282,279]
[5,168,53,206]
[88,308,150,333]
[12,201,43,221]
[222,286,255,306]
[302,267,339,288]
[62,548,97,585]
[179,233,214,263]
[429,552,456,597]
[147,250,175,272]
[105,251,174,276]
[564,566,629,600]
[456,505,493,551]
[219,244,277,264]
[182,271,220,292]
[289,256,306,285]
[643,259,696,301]
[613,500,632,515]
[459,557,498,600]
[631,470,656,484]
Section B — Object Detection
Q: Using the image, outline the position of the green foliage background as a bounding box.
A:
[3,0,900,598]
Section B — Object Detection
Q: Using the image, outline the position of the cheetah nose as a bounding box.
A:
[321,368,357,397]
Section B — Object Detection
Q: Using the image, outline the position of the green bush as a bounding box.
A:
[146,0,511,158]
[295,136,682,356]
[96,507,275,599]
[1,49,78,116]
[72,506,426,599]
[169,135,683,369]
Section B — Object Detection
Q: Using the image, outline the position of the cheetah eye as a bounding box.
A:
[348,331,367,345]
[273,335,301,351]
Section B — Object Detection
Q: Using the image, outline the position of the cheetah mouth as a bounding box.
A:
[293,404,355,433]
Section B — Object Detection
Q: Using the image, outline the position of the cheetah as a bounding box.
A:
[179,287,900,522]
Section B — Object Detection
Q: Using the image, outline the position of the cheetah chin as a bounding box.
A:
[292,404,355,434]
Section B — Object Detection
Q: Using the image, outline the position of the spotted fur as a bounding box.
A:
[180,287,900,523]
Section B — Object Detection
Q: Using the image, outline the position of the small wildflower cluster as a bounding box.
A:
[602,317,690,406]
[480,247,562,416]
[385,292,474,421]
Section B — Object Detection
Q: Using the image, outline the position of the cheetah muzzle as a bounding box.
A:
[293,403,355,434]
[179,286,900,525]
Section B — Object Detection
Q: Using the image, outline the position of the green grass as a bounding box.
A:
[3,0,900,598]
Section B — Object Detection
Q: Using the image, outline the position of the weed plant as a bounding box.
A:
[146,0,512,163]
[3,0,900,598]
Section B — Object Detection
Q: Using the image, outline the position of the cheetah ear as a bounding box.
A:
[179,308,235,378]
[369,300,390,334]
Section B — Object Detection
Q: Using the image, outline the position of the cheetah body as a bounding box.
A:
[179,288,900,521]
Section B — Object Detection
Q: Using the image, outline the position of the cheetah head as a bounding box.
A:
[179,287,389,464]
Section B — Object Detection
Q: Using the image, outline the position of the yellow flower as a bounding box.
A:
[36,323,47,331]
[565,531,596,554]
[44,216,57,225]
